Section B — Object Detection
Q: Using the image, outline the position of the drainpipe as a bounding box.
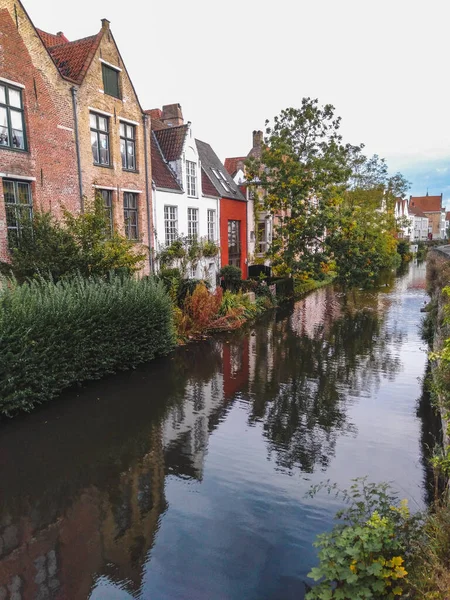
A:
[143,113,153,274]
[70,86,84,212]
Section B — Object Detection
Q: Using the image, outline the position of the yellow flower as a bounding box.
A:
[390,556,404,567]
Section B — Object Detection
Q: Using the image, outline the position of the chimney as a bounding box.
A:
[57,31,64,37]
[101,18,110,30]
[253,130,263,149]
[161,103,184,127]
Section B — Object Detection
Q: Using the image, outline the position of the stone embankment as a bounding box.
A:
[426,246,450,451]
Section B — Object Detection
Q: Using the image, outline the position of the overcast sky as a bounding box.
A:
[26,0,450,204]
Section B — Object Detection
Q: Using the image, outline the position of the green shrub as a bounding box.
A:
[0,274,175,417]
[6,197,146,281]
[307,478,422,600]
[220,265,242,292]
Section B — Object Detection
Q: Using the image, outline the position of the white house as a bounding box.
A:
[149,104,220,283]
[408,205,429,241]
[394,198,411,239]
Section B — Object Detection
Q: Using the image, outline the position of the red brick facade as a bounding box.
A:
[0,0,152,272]
[220,197,248,278]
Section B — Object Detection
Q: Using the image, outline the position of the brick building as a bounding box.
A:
[409,193,446,240]
[0,0,152,271]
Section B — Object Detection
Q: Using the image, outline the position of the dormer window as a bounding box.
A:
[186,161,197,197]
[102,63,120,99]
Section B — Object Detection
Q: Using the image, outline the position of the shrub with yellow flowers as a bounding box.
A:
[306,478,421,600]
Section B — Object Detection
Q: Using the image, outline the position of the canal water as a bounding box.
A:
[0,262,430,600]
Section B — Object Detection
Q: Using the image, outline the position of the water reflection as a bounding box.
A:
[0,264,427,599]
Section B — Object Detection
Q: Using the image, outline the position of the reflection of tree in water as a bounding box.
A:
[248,290,403,474]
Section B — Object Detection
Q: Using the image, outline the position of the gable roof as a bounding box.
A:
[409,205,428,219]
[410,195,442,213]
[224,157,246,178]
[196,139,245,201]
[151,132,182,191]
[36,28,69,48]
[201,168,219,197]
[46,32,103,84]
[153,125,189,162]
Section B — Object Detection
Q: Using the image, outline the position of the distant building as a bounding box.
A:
[409,194,445,240]
[408,206,429,241]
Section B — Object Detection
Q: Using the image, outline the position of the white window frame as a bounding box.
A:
[186,160,197,197]
[187,207,199,239]
[207,209,216,242]
[164,205,178,245]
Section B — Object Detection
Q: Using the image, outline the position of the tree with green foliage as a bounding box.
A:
[2,195,146,280]
[247,99,410,287]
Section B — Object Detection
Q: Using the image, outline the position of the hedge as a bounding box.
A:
[0,275,176,417]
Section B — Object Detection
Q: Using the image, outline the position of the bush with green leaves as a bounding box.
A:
[0,274,175,417]
[2,196,146,281]
[220,265,242,292]
[307,478,422,600]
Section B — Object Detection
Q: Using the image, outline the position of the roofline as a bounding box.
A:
[108,29,144,113]
[151,130,183,191]
[154,186,184,194]
[11,0,72,84]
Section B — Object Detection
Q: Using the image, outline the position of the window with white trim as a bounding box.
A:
[3,179,32,248]
[207,209,216,241]
[186,161,197,197]
[0,83,26,150]
[120,122,136,171]
[98,189,113,233]
[164,205,178,245]
[90,112,110,165]
[187,207,198,240]
[123,192,138,240]
[102,64,120,99]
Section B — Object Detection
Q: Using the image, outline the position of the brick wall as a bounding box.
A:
[0,1,80,262]
[75,23,152,274]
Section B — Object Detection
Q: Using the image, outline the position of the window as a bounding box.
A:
[3,179,32,248]
[188,207,198,239]
[207,209,216,241]
[90,113,110,166]
[102,64,120,99]
[120,122,136,171]
[228,220,241,267]
[123,192,138,240]
[0,83,26,150]
[211,168,230,192]
[164,206,177,245]
[99,189,113,233]
[186,161,197,196]
[257,221,267,254]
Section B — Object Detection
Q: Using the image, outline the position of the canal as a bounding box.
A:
[0,262,430,600]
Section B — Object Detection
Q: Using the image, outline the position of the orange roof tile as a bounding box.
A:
[151,133,181,191]
[153,125,188,162]
[409,195,442,213]
[409,206,428,219]
[446,211,450,221]
[47,32,102,84]
[224,157,246,177]
[36,28,69,48]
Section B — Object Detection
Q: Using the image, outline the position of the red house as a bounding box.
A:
[196,139,247,278]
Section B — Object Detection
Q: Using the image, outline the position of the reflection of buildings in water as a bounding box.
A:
[0,339,251,599]
[290,286,342,339]
[162,373,224,479]
[0,426,166,600]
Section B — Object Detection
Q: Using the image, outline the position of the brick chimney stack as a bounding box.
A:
[161,104,184,127]
[101,18,110,30]
[253,130,263,149]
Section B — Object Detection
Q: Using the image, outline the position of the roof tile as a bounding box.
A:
[47,32,102,83]
[36,28,69,48]
[153,125,188,162]
[224,156,246,177]
[151,133,182,191]
[201,168,219,197]
[410,195,442,213]
[196,139,245,201]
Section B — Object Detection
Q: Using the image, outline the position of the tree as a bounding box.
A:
[4,195,146,281]
[247,99,409,286]
[246,98,358,278]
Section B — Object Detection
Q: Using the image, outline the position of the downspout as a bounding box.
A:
[70,86,84,212]
[143,113,154,274]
